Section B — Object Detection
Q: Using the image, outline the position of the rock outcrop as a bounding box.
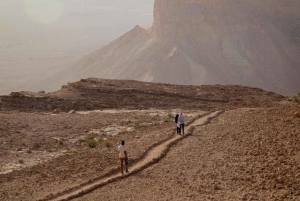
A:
[54,0,300,96]
[0,78,284,112]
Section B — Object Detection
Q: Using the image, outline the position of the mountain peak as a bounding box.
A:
[47,0,300,96]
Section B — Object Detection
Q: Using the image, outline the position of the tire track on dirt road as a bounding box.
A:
[39,111,222,201]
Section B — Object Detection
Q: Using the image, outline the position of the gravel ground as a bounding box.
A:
[0,109,203,201]
[72,105,300,201]
[0,79,297,201]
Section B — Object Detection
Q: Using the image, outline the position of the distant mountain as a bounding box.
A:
[0,0,154,95]
[54,0,300,95]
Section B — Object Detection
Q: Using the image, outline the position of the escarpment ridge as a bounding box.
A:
[41,0,300,96]
[0,78,284,112]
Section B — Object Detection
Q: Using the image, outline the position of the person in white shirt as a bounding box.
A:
[118,140,129,175]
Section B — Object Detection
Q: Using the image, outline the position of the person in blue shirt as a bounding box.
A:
[180,112,185,135]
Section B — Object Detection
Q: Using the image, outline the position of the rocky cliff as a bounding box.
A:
[46,0,300,95]
[153,0,300,38]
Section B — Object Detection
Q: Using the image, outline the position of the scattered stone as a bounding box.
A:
[53,108,62,114]
[88,129,104,135]
[293,111,300,118]
[10,92,22,98]
[68,110,76,114]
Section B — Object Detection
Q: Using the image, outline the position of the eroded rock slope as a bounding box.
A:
[52,0,300,96]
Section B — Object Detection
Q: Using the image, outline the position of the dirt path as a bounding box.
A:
[41,111,220,201]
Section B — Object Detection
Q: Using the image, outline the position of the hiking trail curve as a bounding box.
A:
[39,111,221,201]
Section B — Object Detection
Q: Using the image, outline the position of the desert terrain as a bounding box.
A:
[0,78,299,201]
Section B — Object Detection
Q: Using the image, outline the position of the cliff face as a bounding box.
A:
[153,0,300,37]
[49,0,300,96]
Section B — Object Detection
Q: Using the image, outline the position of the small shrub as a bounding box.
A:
[58,139,64,146]
[32,142,41,150]
[153,122,160,126]
[86,139,98,148]
[294,93,300,102]
[103,141,110,147]
[18,159,24,164]
[288,95,300,103]
[163,115,170,122]
[118,131,128,135]
[134,122,152,130]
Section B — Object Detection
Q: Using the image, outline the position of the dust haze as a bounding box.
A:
[1,0,300,96]
[0,0,154,95]
[59,0,300,96]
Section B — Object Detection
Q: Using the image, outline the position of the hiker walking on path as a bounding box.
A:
[180,112,185,135]
[175,113,181,134]
[118,140,129,175]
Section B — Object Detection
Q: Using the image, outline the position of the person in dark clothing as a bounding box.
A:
[175,114,181,134]
[175,114,179,123]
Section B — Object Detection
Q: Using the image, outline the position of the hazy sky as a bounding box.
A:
[0,0,154,56]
